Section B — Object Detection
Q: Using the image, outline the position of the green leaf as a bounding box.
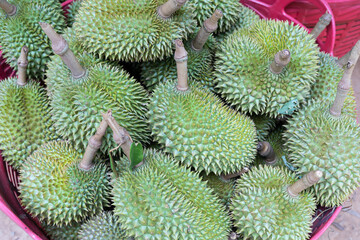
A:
[130,142,144,169]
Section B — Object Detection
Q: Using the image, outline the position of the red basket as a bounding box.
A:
[0,0,350,239]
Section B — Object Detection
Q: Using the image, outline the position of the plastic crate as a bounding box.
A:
[0,0,347,239]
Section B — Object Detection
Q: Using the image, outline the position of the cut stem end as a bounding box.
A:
[310,12,332,39]
[157,0,187,19]
[287,170,323,198]
[270,49,291,74]
[257,141,277,165]
[174,39,188,91]
[0,0,17,16]
[16,46,28,86]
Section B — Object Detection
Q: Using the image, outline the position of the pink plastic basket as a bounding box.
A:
[0,0,348,239]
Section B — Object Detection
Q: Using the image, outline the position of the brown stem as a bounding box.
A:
[337,49,352,68]
[79,117,108,171]
[351,57,360,124]
[310,12,332,39]
[228,232,238,240]
[191,9,223,51]
[330,40,360,117]
[103,110,133,160]
[174,39,188,91]
[287,170,323,198]
[221,167,249,181]
[39,22,86,79]
[0,0,16,16]
[257,141,277,165]
[157,0,187,19]
[16,46,28,86]
[270,49,291,74]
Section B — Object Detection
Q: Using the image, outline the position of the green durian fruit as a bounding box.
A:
[251,114,276,141]
[0,46,57,169]
[230,165,318,240]
[78,212,130,240]
[149,40,257,175]
[19,120,111,226]
[43,25,151,154]
[0,0,66,79]
[215,20,320,117]
[44,222,82,240]
[66,0,82,27]
[200,172,235,206]
[73,0,196,62]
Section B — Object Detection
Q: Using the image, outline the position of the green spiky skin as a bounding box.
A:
[0,0,66,79]
[215,20,320,118]
[230,165,316,240]
[45,29,151,154]
[141,31,217,91]
[310,52,343,102]
[19,141,111,226]
[148,80,257,175]
[191,0,242,34]
[112,149,231,239]
[201,172,235,206]
[44,222,82,240]
[0,78,58,169]
[73,0,196,62]
[250,114,276,141]
[66,0,82,27]
[284,101,360,207]
[215,3,260,42]
[78,212,129,240]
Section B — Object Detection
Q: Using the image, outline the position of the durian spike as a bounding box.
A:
[174,39,188,91]
[0,0,17,16]
[79,115,109,171]
[191,9,223,51]
[157,0,187,20]
[330,40,360,117]
[351,57,360,124]
[270,49,291,74]
[221,167,249,181]
[16,46,28,86]
[257,141,277,165]
[310,12,332,39]
[287,170,323,198]
[103,110,133,160]
[39,22,86,79]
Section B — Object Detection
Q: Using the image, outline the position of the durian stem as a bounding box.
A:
[330,40,360,117]
[287,170,323,198]
[79,117,109,171]
[310,12,332,39]
[228,232,238,240]
[191,9,223,51]
[103,110,133,160]
[0,0,16,16]
[16,46,28,86]
[270,49,291,74]
[39,22,86,79]
[174,39,188,91]
[337,49,352,68]
[257,141,277,165]
[221,167,249,180]
[351,57,360,124]
[157,0,187,19]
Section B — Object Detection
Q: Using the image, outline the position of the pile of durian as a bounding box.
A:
[1,0,359,239]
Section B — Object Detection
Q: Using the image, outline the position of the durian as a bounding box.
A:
[284,41,360,207]
[200,172,235,206]
[66,0,82,27]
[19,116,111,225]
[251,114,276,141]
[215,19,320,117]
[148,40,257,175]
[41,24,150,154]
[73,0,196,62]
[0,46,57,169]
[230,165,320,240]
[141,10,221,91]
[104,115,231,240]
[78,212,130,240]
[43,222,82,240]
[0,0,66,79]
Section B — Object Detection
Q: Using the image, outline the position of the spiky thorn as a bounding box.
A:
[16,46,28,86]
[79,114,109,171]
[310,11,332,39]
[157,0,187,20]
[257,141,277,165]
[0,0,17,16]
[191,9,223,51]
[221,167,249,181]
[330,40,360,117]
[287,170,323,198]
[103,110,134,162]
[174,39,188,91]
[39,22,86,79]
[270,49,291,74]
[351,56,360,124]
